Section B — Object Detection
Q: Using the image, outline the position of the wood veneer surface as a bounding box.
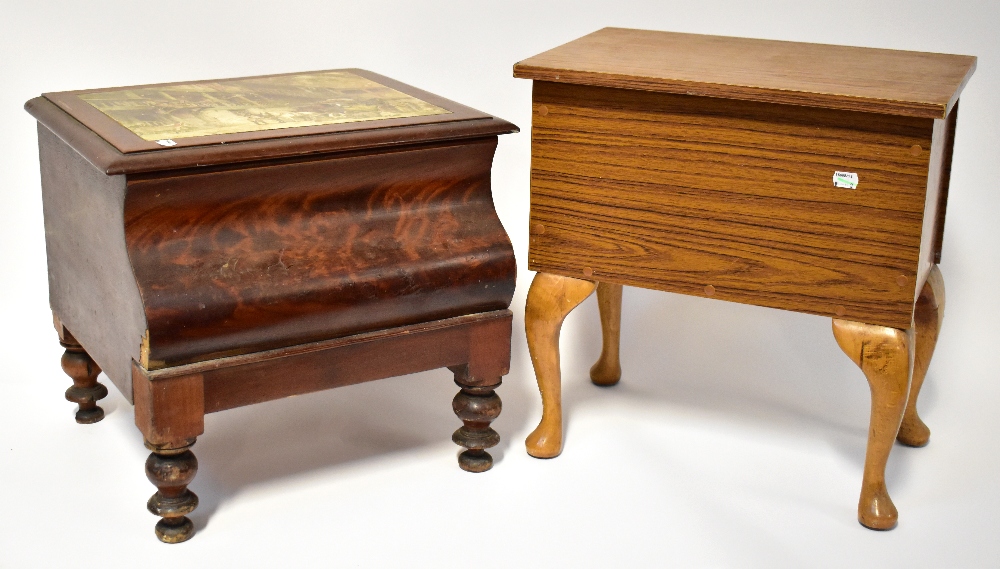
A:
[31,72,519,379]
[514,28,975,118]
[527,81,934,329]
[126,138,515,369]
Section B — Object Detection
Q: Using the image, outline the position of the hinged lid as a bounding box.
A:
[514,28,976,119]
[27,69,517,175]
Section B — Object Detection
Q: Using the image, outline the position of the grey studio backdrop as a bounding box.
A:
[1,1,998,567]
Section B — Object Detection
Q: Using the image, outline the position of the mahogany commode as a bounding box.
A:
[514,28,975,529]
[27,69,518,543]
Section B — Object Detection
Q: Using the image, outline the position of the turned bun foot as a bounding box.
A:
[153,514,197,544]
[456,447,495,473]
[60,337,108,424]
[451,375,502,473]
[145,441,199,544]
[859,483,898,530]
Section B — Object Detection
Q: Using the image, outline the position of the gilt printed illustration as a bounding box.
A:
[79,70,450,141]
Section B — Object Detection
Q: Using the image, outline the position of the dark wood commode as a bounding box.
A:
[514,28,975,530]
[27,69,518,543]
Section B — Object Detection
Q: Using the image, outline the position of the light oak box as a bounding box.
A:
[514,28,975,530]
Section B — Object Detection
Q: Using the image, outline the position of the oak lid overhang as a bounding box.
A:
[513,28,976,119]
[26,68,518,175]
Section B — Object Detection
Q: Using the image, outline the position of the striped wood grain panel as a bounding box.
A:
[527,81,936,328]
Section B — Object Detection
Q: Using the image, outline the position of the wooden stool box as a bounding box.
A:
[26,69,518,543]
[514,28,975,530]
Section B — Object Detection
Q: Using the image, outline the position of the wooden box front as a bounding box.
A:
[527,81,936,329]
[125,138,515,369]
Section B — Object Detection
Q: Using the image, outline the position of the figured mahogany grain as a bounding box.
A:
[527,81,934,329]
[32,70,518,544]
[34,97,517,387]
[514,28,976,119]
[125,138,514,368]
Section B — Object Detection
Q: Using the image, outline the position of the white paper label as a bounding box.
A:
[155,139,177,147]
[833,171,858,189]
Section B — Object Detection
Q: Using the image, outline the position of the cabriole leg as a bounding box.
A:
[145,439,199,544]
[898,265,945,447]
[524,272,597,458]
[590,282,623,386]
[833,319,912,530]
[60,332,108,424]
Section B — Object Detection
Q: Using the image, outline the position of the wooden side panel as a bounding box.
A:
[38,125,147,400]
[914,103,957,297]
[932,102,959,265]
[527,82,935,329]
[124,138,516,369]
[133,362,205,445]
